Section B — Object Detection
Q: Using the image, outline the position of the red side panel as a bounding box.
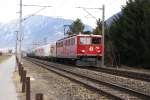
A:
[56,36,77,58]
[56,41,64,58]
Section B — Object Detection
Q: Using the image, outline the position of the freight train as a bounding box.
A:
[29,34,103,66]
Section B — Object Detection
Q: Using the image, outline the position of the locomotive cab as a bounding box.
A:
[76,35,102,66]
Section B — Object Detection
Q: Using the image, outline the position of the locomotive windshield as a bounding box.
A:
[80,37,101,45]
[80,37,91,44]
[92,37,101,44]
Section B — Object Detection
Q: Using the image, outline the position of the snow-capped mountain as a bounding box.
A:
[0,15,93,49]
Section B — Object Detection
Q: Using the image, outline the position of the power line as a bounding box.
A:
[78,7,97,20]
[17,0,52,62]
[23,4,52,8]
[77,7,103,10]
[23,7,47,21]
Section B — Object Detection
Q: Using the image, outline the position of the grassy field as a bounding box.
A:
[0,55,11,63]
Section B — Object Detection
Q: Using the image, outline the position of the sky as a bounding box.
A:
[0,0,127,27]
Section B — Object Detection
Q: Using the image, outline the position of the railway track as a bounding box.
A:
[58,59,150,82]
[25,57,150,100]
[88,66,150,82]
[33,56,150,82]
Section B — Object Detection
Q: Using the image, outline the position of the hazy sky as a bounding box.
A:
[0,0,127,27]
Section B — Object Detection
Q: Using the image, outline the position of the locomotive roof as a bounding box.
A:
[57,34,102,42]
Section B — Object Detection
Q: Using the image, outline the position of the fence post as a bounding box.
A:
[18,63,22,76]
[22,70,26,93]
[20,66,24,82]
[18,65,21,76]
[26,77,30,100]
[36,93,43,100]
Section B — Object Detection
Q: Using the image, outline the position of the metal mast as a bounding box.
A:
[18,0,51,62]
[18,0,23,62]
[15,31,18,56]
[76,5,105,67]
[101,5,105,67]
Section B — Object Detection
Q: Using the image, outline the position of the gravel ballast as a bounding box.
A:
[13,59,112,100]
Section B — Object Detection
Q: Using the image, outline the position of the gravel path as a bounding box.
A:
[14,59,113,100]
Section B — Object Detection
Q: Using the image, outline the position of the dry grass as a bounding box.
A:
[0,55,11,63]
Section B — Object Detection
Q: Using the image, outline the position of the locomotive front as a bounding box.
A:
[76,35,102,66]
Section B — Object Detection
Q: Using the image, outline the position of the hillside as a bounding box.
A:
[0,15,93,50]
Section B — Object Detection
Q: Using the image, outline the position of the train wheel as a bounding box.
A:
[76,60,94,66]
[95,60,101,67]
[76,60,85,66]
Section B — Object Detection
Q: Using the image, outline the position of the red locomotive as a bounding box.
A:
[56,34,102,66]
[31,34,103,66]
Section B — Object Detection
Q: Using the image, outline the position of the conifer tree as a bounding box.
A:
[69,18,84,34]
[108,0,150,67]
[93,19,102,35]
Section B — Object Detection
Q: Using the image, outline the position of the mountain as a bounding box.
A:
[0,15,93,50]
[105,12,122,27]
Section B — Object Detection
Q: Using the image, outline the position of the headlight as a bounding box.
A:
[97,50,101,53]
[81,50,85,53]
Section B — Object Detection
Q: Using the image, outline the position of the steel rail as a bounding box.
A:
[25,57,150,100]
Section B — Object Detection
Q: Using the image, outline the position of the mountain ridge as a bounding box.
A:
[0,15,93,50]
